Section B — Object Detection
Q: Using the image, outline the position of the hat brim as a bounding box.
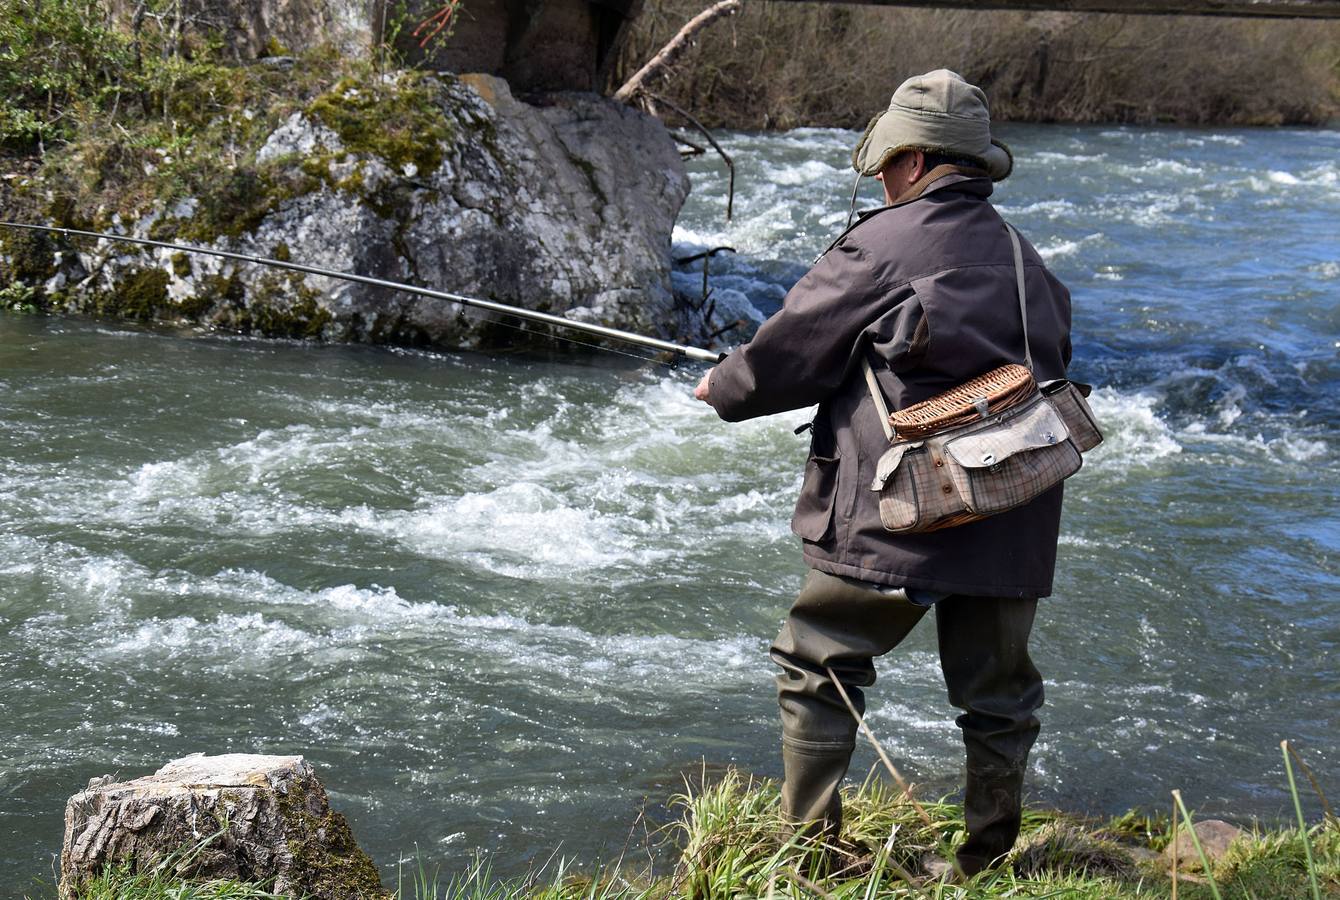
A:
[852,109,1013,182]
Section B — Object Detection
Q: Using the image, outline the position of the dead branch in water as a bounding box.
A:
[643,90,735,221]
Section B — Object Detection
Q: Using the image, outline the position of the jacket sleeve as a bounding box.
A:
[706,239,916,422]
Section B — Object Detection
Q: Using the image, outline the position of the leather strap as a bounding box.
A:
[862,221,1031,439]
[864,354,894,441]
[1005,223,1033,373]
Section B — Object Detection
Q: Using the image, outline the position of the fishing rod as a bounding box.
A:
[0,222,726,365]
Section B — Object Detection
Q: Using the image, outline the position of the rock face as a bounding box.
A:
[4,71,699,353]
[60,753,387,899]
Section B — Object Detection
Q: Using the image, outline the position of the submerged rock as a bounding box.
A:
[59,753,387,899]
[3,71,702,353]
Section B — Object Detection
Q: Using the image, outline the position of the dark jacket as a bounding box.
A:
[707,172,1073,598]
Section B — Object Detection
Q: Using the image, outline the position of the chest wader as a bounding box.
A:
[770,569,1043,875]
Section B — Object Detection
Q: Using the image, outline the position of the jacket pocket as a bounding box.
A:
[791,455,839,542]
[871,442,926,532]
[943,400,1082,516]
[1041,380,1104,452]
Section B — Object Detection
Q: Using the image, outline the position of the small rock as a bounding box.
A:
[920,852,957,882]
[1162,819,1244,871]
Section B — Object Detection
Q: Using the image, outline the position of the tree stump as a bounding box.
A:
[59,753,388,899]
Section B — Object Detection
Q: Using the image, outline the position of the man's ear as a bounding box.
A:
[910,150,927,181]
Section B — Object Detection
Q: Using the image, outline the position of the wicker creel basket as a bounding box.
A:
[890,364,1037,440]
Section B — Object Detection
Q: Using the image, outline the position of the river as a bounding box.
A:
[1,124,1337,889]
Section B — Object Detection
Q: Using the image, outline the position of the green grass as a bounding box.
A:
[63,828,289,899]
[49,763,1340,900]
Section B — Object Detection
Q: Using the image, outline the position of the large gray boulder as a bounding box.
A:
[7,71,696,353]
[60,753,387,899]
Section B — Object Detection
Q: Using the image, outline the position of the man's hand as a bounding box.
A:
[693,368,713,403]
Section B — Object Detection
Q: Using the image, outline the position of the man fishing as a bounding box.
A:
[692,70,1074,877]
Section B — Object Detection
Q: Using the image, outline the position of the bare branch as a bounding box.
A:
[614,0,742,104]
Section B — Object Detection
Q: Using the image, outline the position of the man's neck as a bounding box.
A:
[890,164,988,205]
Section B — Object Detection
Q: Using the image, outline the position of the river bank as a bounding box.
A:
[616,2,1340,129]
[45,767,1340,898]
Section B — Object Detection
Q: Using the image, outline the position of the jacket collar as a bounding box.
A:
[819,168,993,261]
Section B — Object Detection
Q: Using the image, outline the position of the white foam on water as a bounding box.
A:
[1303,163,1339,188]
[994,199,1077,219]
[13,550,768,688]
[216,424,367,481]
[1267,170,1301,185]
[1309,262,1340,278]
[343,483,667,577]
[1037,232,1102,262]
[124,458,204,501]
[96,611,316,659]
[770,159,842,186]
[1179,422,1330,463]
[1129,159,1205,176]
[1084,388,1182,469]
[673,223,726,247]
[2,536,141,619]
[1128,194,1190,226]
[1030,151,1106,164]
[753,127,852,154]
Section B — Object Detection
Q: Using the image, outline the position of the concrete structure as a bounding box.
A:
[382,0,643,92]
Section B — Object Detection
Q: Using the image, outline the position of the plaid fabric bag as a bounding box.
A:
[863,223,1103,534]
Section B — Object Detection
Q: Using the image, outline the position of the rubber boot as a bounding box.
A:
[956,767,1026,876]
[779,737,854,840]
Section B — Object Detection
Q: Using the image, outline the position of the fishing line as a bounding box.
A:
[0,221,726,366]
[469,314,677,368]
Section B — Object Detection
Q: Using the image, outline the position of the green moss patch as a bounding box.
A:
[96,268,170,321]
[305,73,454,176]
[273,778,389,899]
[0,226,58,284]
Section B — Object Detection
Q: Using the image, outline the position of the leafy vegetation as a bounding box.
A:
[0,0,133,149]
[0,0,467,339]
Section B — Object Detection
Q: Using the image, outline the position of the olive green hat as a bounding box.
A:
[852,69,1013,181]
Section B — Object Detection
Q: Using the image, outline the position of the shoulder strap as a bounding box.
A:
[1004,222,1033,373]
[862,356,894,441]
[862,222,1032,442]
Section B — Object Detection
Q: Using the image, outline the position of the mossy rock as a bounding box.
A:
[305,73,454,176]
[96,268,171,321]
[0,226,58,285]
